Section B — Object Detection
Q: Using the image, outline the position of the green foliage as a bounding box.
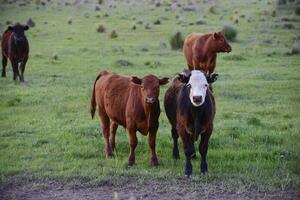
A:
[291,40,300,54]
[110,30,118,38]
[222,25,237,41]
[295,7,300,15]
[96,24,106,33]
[169,32,184,50]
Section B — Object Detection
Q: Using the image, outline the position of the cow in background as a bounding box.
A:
[183,32,231,74]
[1,23,30,82]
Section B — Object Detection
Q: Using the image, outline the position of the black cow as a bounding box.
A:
[164,70,217,176]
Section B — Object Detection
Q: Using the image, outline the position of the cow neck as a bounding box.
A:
[203,39,217,59]
[141,96,158,130]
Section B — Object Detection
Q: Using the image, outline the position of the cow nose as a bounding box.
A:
[146,97,155,104]
[193,96,202,104]
[227,46,232,52]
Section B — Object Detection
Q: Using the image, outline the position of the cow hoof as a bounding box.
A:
[151,158,159,166]
[106,153,114,159]
[191,152,197,160]
[185,165,192,176]
[201,162,208,174]
[172,148,179,159]
[128,160,135,166]
[184,174,191,178]
[128,157,135,166]
[173,154,179,160]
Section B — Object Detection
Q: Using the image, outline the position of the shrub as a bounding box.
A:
[222,25,237,41]
[277,0,287,5]
[295,7,300,15]
[115,59,133,67]
[110,30,118,38]
[27,18,35,27]
[169,32,184,50]
[291,40,300,54]
[153,19,161,25]
[97,24,105,33]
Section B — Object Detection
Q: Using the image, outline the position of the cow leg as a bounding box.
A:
[2,55,7,77]
[127,127,138,166]
[172,126,179,159]
[98,110,113,158]
[11,61,19,81]
[148,130,159,166]
[180,129,193,176]
[19,57,28,82]
[199,126,212,174]
[109,121,118,151]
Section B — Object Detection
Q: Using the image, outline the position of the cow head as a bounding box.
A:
[178,69,218,85]
[211,32,232,53]
[131,75,169,104]
[179,70,218,107]
[8,23,29,44]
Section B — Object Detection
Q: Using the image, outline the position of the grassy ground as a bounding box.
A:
[0,0,300,197]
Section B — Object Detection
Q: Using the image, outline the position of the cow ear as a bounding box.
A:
[213,32,219,40]
[159,77,169,85]
[23,25,29,31]
[8,26,13,31]
[206,73,218,84]
[178,73,190,84]
[131,76,142,85]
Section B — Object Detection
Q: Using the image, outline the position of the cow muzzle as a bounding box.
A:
[225,46,232,53]
[192,96,203,105]
[145,97,156,104]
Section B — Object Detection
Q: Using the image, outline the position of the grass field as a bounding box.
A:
[0,0,300,199]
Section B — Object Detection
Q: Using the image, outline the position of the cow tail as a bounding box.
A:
[90,71,107,119]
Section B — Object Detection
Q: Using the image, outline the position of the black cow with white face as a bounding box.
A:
[1,23,30,82]
[164,69,217,176]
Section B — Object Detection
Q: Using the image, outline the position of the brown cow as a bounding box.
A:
[183,32,231,74]
[1,23,30,82]
[90,70,168,166]
[164,70,217,176]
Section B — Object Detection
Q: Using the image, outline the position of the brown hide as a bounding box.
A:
[90,70,168,166]
[1,24,29,81]
[183,32,231,74]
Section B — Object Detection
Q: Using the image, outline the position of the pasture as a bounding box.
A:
[0,0,300,199]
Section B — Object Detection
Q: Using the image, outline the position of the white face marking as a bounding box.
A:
[188,71,208,107]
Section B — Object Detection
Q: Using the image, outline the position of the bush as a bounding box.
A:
[96,24,105,33]
[109,30,118,38]
[291,40,300,54]
[169,32,184,50]
[153,19,161,25]
[115,59,133,67]
[222,25,237,41]
[27,18,35,27]
[277,0,287,5]
[295,7,300,15]
[98,0,103,4]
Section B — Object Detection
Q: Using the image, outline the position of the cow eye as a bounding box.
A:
[205,84,208,87]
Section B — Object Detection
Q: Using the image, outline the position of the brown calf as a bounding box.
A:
[1,23,30,82]
[183,32,231,74]
[90,70,168,166]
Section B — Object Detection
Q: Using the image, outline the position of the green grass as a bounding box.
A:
[0,0,300,192]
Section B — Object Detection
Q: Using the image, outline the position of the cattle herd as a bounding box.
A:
[1,23,232,176]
